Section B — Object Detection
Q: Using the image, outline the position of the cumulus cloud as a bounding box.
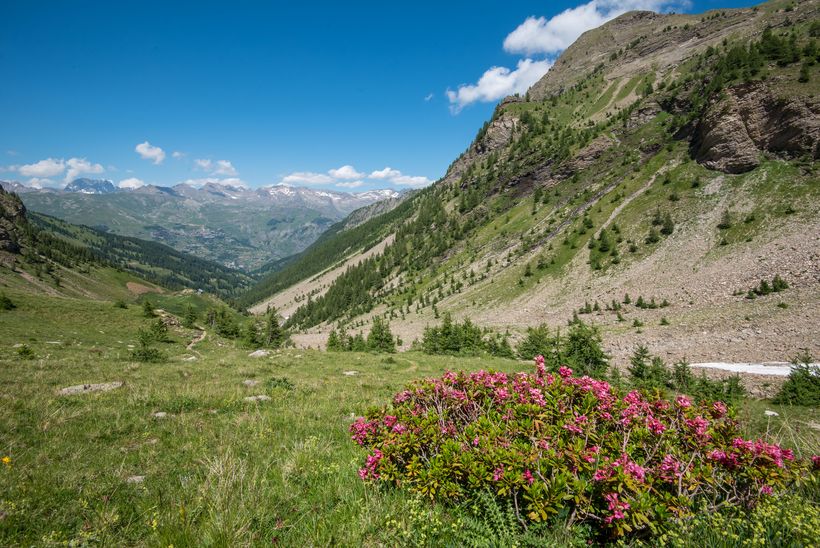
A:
[503,0,686,56]
[27,177,61,189]
[118,177,145,189]
[391,174,432,187]
[195,158,239,176]
[280,171,335,185]
[279,165,433,189]
[135,141,165,164]
[214,160,237,176]
[369,167,402,180]
[12,157,104,182]
[446,59,552,112]
[447,0,687,112]
[18,158,65,178]
[65,157,104,182]
[180,177,247,188]
[172,151,185,159]
[328,164,365,180]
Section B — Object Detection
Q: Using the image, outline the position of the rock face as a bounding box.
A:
[693,81,820,174]
[64,178,117,194]
[0,186,27,254]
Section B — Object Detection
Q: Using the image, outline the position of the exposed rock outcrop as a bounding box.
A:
[0,186,27,254]
[693,81,820,174]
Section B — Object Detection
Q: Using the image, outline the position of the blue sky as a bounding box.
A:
[1,0,756,192]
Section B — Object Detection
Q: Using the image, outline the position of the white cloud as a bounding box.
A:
[280,171,334,185]
[18,158,65,178]
[328,164,365,180]
[118,177,145,189]
[448,0,687,112]
[27,177,60,189]
[180,177,247,188]
[196,158,238,176]
[135,141,165,164]
[214,160,237,176]
[172,151,185,159]
[65,157,104,182]
[391,174,432,187]
[369,167,402,180]
[446,58,552,112]
[278,165,433,189]
[504,0,687,55]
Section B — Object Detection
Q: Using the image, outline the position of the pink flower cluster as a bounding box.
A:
[358,449,382,480]
[351,357,813,537]
[603,492,630,524]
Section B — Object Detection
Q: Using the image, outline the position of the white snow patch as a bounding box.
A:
[689,362,818,377]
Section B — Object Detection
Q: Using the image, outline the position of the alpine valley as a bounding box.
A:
[1,1,819,546]
[1,179,401,271]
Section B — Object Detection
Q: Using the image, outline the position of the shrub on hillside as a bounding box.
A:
[351,358,816,540]
[420,313,512,358]
[0,293,15,311]
[773,352,820,406]
[517,321,608,378]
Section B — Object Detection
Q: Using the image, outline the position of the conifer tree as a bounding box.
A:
[367,317,396,353]
[183,305,197,328]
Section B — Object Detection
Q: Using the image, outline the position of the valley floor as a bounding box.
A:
[1,292,818,545]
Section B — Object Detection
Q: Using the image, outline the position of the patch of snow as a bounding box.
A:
[689,362,816,377]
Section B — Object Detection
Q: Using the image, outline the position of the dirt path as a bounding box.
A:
[17,271,62,296]
[595,162,676,238]
[187,329,206,352]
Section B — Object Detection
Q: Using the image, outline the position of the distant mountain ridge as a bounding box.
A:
[64,178,117,194]
[0,184,251,299]
[0,179,403,271]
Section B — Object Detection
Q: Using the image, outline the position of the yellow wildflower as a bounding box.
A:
[1,456,10,465]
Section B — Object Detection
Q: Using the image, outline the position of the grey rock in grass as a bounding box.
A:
[126,475,145,484]
[57,381,123,396]
[244,395,271,402]
[242,379,259,387]
[181,355,197,362]
[151,412,169,419]
[343,370,359,376]
[248,349,270,358]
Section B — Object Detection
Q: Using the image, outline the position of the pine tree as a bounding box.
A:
[628,345,652,382]
[717,210,732,230]
[264,308,285,348]
[243,319,261,348]
[326,329,342,351]
[660,213,675,235]
[183,305,197,328]
[367,317,396,353]
[142,299,155,318]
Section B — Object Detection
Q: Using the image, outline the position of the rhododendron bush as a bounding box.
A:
[351,357,818,538]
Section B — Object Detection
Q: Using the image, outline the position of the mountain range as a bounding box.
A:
[0,179,401,271]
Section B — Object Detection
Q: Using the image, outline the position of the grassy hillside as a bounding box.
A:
[245,2,819,366]
[29,212,253,300]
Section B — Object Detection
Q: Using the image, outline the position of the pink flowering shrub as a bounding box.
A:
[351,357,817,538]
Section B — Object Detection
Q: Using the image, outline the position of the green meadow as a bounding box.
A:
[1,291,818,546]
